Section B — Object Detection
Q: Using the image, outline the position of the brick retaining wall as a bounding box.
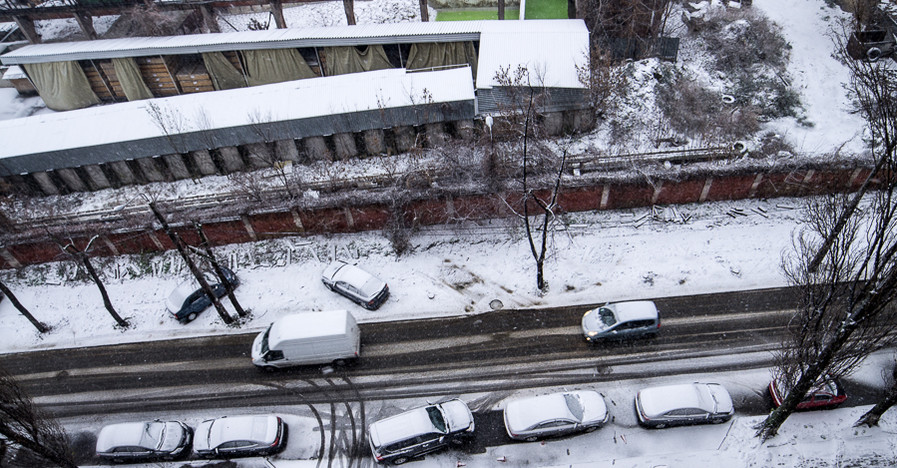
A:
[0,165,875,269]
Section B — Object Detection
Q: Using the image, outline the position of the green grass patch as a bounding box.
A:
[525,0,568,19]
[435,8,521,21]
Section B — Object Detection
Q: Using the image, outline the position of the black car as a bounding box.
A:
[166,268,239,322]
[193,415,287,459]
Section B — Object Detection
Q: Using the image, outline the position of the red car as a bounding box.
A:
[768,377,846,410]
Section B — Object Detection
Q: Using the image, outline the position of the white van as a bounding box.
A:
[251,310,360,369]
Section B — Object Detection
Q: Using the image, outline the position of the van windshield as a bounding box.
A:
[426,406,448,433]
[260,325,272,355]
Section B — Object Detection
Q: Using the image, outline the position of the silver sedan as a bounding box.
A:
[503,390,609,442]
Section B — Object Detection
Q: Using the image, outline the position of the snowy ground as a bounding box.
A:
[0,195,802,353]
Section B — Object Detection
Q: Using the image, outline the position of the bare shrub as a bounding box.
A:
[697,8,802,120]
[577,49,629,118]
[657,69,760,141]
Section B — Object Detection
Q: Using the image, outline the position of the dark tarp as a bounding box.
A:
[406,41,477,78]
[240,48,316,86]
[112,57,154,101]
[322,45,393,76]
[24,61,100,111]
[202,52,247,90]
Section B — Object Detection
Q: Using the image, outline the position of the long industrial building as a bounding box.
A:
[0,19,591,195]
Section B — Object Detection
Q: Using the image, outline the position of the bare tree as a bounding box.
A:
[54,235,129,328]
[148,202,235,325]
[194,222,247,318]
[0,368,76,468]
[0,280,48,333]
[493,66,568,292]
[754,24,897,441]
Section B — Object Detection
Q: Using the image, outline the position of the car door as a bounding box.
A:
[410,433,443,456]
[665,408,707,425]
[534,419,577,437]
[116,446,151,460]
[218,440,255,456]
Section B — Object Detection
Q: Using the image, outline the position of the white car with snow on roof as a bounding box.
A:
[635,382,734,428]
[503,390,608,441]
[321,260,389,310]
[193,414,286,458]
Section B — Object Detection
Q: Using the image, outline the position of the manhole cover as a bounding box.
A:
[489,299,504,310]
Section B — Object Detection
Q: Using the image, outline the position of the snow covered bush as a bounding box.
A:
[696,7,802,121]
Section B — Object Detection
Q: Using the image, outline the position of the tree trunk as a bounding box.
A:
[149,203,234,325]
[567,0,576,19]
[419,0,429,21]
[498,0,505,20]
[80,254,129,328]
[195,223,247,317]
[756,315,859,440]
[0,280,48,333]
[856,384,897,427]
[343,0,356,25]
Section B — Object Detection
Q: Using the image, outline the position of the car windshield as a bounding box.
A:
[598,308,617,327]
[426,406,448,433]
[564,393,585,421]
[260,325,271,355]
[139,422,164,450]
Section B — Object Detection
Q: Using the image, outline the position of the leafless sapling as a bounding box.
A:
[493,65,567,293]
[55,235,129,328]
[856,357,897,427]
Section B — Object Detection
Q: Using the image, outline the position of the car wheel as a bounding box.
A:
[711,418,726,424]
[524,435,539,442]
[392,456,410,465]
[449,437,465,446]
[654,423,667,429]
[333,359,347,367]
[187,312,197,322]
[584,425,599,433]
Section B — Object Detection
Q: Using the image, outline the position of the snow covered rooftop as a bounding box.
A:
[0,66,475,169]
[0,20,588,89]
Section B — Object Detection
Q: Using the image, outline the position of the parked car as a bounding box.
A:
[95,420,192,463]
[321,260,389,310]
[166,267,239,323]
[503,390,608,442]
[368,399,474,465]
[768,376,846,410]
[193,414,286,459]
[581,300,660,342]
[635,382,734,429]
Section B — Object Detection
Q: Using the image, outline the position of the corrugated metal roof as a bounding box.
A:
[0,21,489,64]
[0,19,589,71]
[0,66,475,162]
[476,20,589,90]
